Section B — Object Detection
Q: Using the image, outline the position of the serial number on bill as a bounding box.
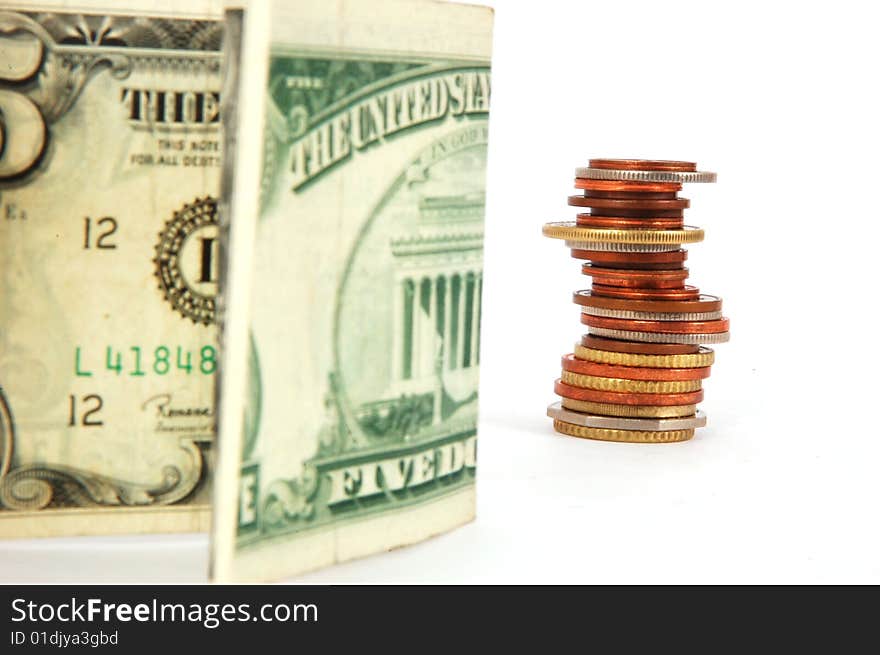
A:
[74,345,217,377]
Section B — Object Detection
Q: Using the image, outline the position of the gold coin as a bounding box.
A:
[573,344,715,368]
[560,370,702,393]
[542,222,704,244]
[560,398,697,418]
[552,419,694,443]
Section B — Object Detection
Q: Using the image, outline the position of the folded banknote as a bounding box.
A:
[211,0,493,581]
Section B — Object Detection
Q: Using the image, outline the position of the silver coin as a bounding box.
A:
[564,240,682,253]
[575,167,717,184]
[580,306,723,321]
[588,327,731,344]
[547,402,707,431]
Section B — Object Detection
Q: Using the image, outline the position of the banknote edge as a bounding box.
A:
[5,0,223,20]
[214,486,475,583]
[229,0,493,62]
[209,1,270,582]
[0,506,211,539]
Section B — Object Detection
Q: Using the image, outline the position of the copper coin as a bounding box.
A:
[590,277,686,290]
[591,284,701,301]
[555,379,704,406]
[576,215,684,230]
[583,190,679,200]
[574,290,721,313]
[582,314,731,334]
[582,334,700,355]
[582,265,689,288]
[574,178,682,193]
[571,251,684,269]
[568,195,690,211]
[561,354,711,381]
[587,207,685,219]
[573,290,722,313]
[592,278,686,290]
[589,159,697,172]
[570,249,688,269]
[573,203,686,218]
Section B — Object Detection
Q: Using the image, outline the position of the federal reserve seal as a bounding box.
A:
[154,197,219,325]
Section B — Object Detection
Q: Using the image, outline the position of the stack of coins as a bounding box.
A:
[542,159,728,443]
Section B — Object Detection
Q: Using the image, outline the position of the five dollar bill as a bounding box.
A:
[0,0,493,582]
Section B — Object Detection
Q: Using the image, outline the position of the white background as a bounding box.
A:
[4,0,880,583]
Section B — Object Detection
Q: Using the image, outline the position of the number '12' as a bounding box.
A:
[68,394,104,427]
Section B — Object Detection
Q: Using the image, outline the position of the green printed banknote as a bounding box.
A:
[212,0,493,580]
[0,1,223,537]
